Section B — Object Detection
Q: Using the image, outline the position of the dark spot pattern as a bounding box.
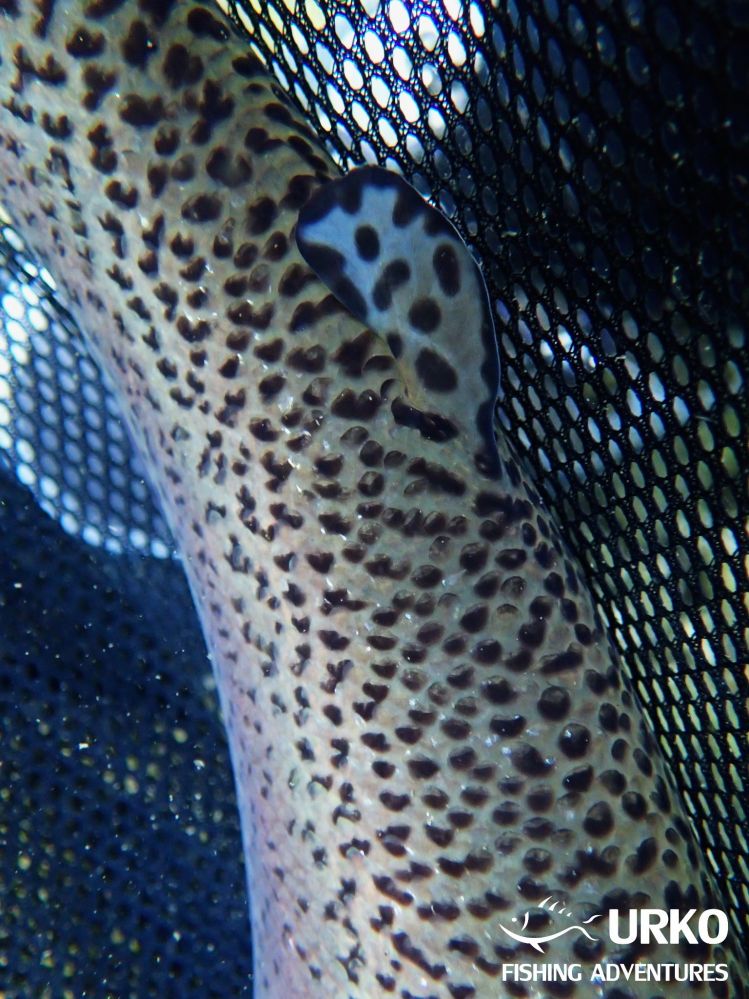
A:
[354,224,379,261]
[432,242,460,296]
[408,296,441,333]
[372,258,410,310]
[0,3,738,998]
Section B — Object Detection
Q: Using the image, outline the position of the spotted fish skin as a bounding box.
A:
[296,166,501,473]
[0,3,742,997]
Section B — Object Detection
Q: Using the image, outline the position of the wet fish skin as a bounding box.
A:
[0,2,742,996]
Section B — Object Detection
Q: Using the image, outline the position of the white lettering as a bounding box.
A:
[608,907,727,945]
[641,909,669,944]
[667,908,698,944]
[698,910,729,944]
[608,909,637,944]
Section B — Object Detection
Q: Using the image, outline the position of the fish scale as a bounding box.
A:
[0,2,743,997]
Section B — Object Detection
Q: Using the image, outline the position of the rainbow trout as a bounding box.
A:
[0,2,743,996]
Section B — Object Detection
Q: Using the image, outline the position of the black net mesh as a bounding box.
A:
[0,0,747,994]
[0,211,172,558]
[0,467,252,996]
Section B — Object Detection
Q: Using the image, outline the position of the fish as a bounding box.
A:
[0,1,744,996]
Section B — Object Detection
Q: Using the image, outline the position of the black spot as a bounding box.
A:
[171,155,195,182]
[218,355,239,378]
[176,316,209,342]
[526,788,554,812]
[186,6,229,40]
[331,389,380,421]
[253,338,283,362]
[544,572,564,597]
[600,769,626,795]
[408,757,439,779]
[65,26,105,58]
[540,647,584,674]
[387,333,403,358]
[233,243,258,268]
[563,765,593,792]
[409,297,442,333]
[633,748,653,777]
[147,163,167,197]
[415,348,458,392]
[307,552,334,574]
[393,189,421,227]
[156,357,177,380]
[474,572,498,598]
[206,148,252,188]
[496,548,527,570]
[558,724,591,759]
[583,802,614,837]
[226,331,249,351]
[85,0,126,18]
[537,686,570,721]
[227,302,274,330]
[105,180,138,209]
[138,251,158,276]
[410,564,442,589]
[88,123,116,173]
[258,373,285,399]
[372,259,410,310]
[459,604,488,633]
[287,345,325,373]
[122,19,156,66]
[154,125,179,155]
[305,245,367,321]
[505,648,532,672]
[599,703,618,732]
[630,837,658,874]
[82,66,116,111]
[622,792,647,820]
[492,802,520,826]
[232,53,263,77]
[162,43,202,87]
[263,231,288,260]
[338,179,362,214]
[244,126,283,154]
[182,193,222,222]
[355,225,380,260]
[449,747,477,771]
[279,264,314,298]
[212,230,233,258]
[471,639,500,664]
[247,196,277,235]
[518,619,545,648]
[264,101,292,125]
[41,112,72,139]
[391,398,458,444]
[170,233,193,258]
[281,174,315,211]
[490,715,525,737]
[120,94,164,128]
[512,744,552,776]
[433,243,461,296]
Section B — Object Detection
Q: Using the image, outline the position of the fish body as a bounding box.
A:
[0,2,743,996]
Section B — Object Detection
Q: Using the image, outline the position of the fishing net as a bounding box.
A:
[0,0,747,994]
